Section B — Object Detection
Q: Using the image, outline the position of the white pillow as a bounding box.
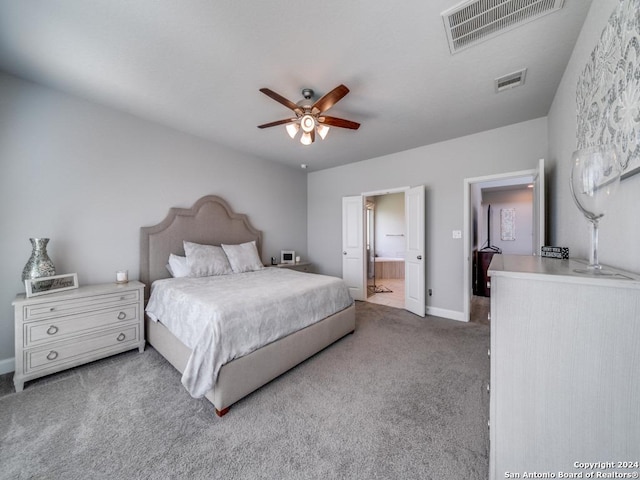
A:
[183,241,233,277]
[221,241,264,273]
[166,254,190,278]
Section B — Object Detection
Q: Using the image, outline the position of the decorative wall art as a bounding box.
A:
[500,208,516,241]
[576,0,640,180]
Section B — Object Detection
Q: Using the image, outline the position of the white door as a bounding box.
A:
[342,195,366,301]
[532,158,545,255]
[404,185,426,317]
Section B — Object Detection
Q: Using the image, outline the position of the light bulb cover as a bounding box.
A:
[300,131,312,145]
[317,124,330,139]
[300,115,316,133]
[285,123,300,139]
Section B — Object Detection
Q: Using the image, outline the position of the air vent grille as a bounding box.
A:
[495,68,527,92]
[442,0,564,54]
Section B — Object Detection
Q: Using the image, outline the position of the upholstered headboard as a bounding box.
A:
[139,195,262,301]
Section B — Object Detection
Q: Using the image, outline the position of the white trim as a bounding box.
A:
[0,357,15,375]
[464,168,536,186]
[361,186,409,196]
[426,306,466,322]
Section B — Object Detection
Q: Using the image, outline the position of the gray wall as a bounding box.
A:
[548,0,640,274]
[481,189,533,255]
[374,193,405,258]
[307,117,548,318]
[0,72,308,371]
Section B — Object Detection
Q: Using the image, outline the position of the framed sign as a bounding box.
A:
[25,273,79,298]
[280,250,295,264]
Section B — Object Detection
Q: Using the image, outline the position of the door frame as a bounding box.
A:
[462,163,544,322]
[361,187,411,310]
[344,185,427,315]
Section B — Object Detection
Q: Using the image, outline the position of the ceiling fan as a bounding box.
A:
[257,84,360,145]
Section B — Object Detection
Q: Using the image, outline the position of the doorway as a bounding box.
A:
[463,159,545,323]
[342,185,425,317]
[365,193,406,309]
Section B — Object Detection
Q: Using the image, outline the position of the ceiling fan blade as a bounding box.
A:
[259,88,303,115]
[311,84,349,114]
[319,116,360,130]
[257,118,296,129]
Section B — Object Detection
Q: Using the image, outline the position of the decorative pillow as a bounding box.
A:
[221,241,264,273]
[183,241,233,277]
[166,254,190,278]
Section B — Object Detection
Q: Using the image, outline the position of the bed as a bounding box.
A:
[139,195,356,416]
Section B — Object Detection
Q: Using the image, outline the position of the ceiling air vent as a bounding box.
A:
[441,0,565,54]
[495,68,527,92]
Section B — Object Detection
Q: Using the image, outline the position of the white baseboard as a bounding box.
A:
[0,357,15,375]
[426,306,466,322]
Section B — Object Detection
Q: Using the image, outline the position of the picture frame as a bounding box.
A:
[280,250,295,265]
[25,273,79,298]
[500,208,516,241]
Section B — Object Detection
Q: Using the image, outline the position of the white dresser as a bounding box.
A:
[488,255,640,478]
[13,280,145,392]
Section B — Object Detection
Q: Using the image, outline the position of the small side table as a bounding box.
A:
[12,280,145,392]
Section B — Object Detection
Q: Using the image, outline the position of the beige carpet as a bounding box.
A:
[0,301,490,480]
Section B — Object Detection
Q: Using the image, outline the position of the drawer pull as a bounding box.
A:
[46,350,59,361]
[46,325,59,335]
[117,311,127,320]
[116,333,126,342]
[120,296,126,301]
[49,307,55,312]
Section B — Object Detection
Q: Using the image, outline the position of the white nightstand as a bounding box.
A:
[276,262,314,273]
[12,280,145,392]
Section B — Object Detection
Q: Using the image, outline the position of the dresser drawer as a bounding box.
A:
[24,306,138,347]
[23,290,140,321]
[24,324,140,373]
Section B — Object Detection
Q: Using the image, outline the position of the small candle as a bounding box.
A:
[295,256,301,263]
[116,270,128,283]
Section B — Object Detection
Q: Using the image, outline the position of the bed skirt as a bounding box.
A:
[145,303,356,414]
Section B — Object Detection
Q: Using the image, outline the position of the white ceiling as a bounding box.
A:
[0,0,592,172]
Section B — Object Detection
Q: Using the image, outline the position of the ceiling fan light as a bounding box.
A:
[317,124,330,139]
[285,123,299,139]
[300,131,313,146]
[300,114,315,133]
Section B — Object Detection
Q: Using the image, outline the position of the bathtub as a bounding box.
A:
[374,257,405,279]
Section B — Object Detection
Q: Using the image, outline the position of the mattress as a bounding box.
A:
[145,268,353,397]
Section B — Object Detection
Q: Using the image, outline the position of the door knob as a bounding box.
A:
[417,255,422,260]
[343,251,347,255]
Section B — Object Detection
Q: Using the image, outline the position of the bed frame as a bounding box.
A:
[139,195,355,416]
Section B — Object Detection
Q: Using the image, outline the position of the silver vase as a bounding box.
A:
[21,238,56,282]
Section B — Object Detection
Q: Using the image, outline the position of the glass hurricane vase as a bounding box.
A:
[569,145,621,275]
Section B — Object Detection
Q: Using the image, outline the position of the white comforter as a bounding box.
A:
[145,268,353,398]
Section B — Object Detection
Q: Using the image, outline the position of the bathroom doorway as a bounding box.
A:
[365,192,406,309]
